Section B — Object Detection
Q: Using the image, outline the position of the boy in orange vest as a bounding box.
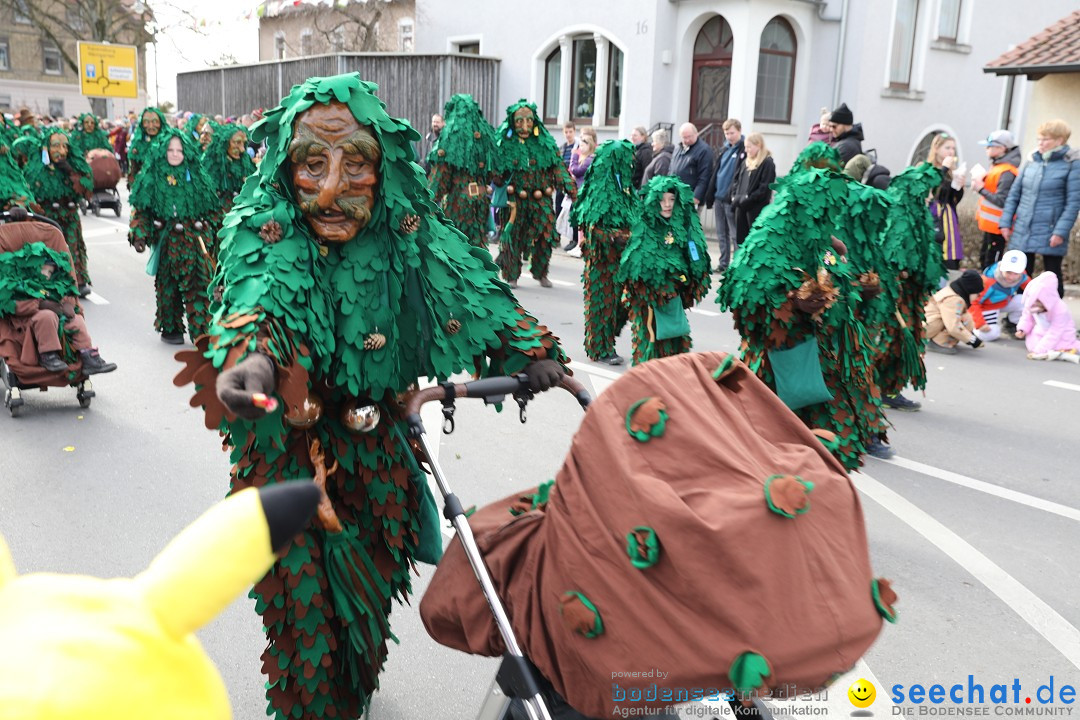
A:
[971,130,1020,269]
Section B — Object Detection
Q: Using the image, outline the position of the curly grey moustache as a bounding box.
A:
[297,193,372,224]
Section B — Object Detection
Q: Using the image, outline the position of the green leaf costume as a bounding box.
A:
[70,113,113,157]
[876,163,945,395]
[127,107,167,183]
[427,94,499,249]
[494,99,575,283]
[617,175,711,365]
[0,145,36,211]
[201,122,257,238]
[570,139,637,361]
[129,126,219,341]
[716,167,886,470]
[173,73,568,720]
[23,130,93,287]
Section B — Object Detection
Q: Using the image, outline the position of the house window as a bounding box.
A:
[457,42,480,55]
[910,130,943,166]
[274,33,286,60]
[690,15,734,129]
[937,0,961,41]
[66,7,86,31]
[0,38,9,71]
[330,28,344,52]
[605,45,623,126]
[543,47,561,124]
[889,0,919,88]
[754,17,797,123]
[43,43,63,75]
[300,29,313,56]
[399,19,413,52]
[571,37,597,123]
[14,0,31,24]
[48,98,64,118]
[0,95,12,110]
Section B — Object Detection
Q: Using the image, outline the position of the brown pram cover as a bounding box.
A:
[420,352,892,717]
[87,149,121,192]
[0,219,85,385]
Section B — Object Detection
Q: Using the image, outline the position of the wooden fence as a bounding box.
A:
[177,53,501,137]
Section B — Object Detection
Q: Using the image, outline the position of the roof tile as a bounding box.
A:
[985,10,1080,71]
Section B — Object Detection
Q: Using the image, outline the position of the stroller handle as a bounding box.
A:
[404,373,590,436]
[0,208,64,233]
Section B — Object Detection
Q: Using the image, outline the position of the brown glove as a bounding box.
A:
[858,272,882,299]
[523,359,565,392]
[39,299,64,317]
[795,294,829,315]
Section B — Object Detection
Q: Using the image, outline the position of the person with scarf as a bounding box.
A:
[618,175,711,365]
[924,132,965,271]
[173,73,569,720]
[22,129,93,296]
[494,99,576,288]
[426,94,500,249]
[570,139,637,365]
[128,126,219,344]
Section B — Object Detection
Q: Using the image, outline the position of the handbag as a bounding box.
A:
[652,296,691,340]
[766,337,833,410]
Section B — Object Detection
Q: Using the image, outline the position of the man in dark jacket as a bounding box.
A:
[670,122,713,208]
[642,129,673,184]
[829,103,864,164]
[630,126,653,189]
[704,118,745,273]
[557,121,578,251]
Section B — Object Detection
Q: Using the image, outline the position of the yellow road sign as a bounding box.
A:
[77,42,139,99]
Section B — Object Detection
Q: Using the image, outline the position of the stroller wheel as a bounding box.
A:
[5,387,23,417]
[92,203,101,217]
[114,201,122,217]
[77,381,95,409]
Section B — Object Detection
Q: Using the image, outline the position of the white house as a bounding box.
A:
[415,0,1075,172]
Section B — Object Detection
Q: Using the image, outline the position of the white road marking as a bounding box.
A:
[83,226,122,238]
[82,291,110,305]
[550,278,575,287]
[854,469,1080,672]
[689,307,720,317]
[574,361,623,381]
[1044,380,1080,393]
[882,455,1080,523]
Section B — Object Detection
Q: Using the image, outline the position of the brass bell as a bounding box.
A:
[285,393,323,429]
[194,220,204,231]
[544,187,554,196]
[507,184,515,195]
[342,401,380,434]
[153,220,163,229]
[518,190,528,199]
[52,202,60,208]
[174,222,184,232]
[473,131,482,139]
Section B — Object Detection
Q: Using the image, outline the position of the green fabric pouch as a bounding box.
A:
[145,238,162,277]
[767,337,833,410]
[654,296,690,340]
[491,183,508,209]
[390,421,444,565]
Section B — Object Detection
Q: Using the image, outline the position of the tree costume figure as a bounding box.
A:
[71,113,112,157]
[877,163,945,397]
[173,73,569,720]
[185,113,214,152]
[494,99,575,288]
[0,142,37,211]
[23,130,93,293]
[127,107,166,183]
[427,94,499,249]
[202,122,257,235]
[717,168,889,470]
[570,138,637,364]
[129,126,219,344]
[618,176,710,365]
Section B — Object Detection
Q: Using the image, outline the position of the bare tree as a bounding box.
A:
[0,0,191,116]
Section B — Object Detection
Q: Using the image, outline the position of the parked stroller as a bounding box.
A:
[0,209,98,416]
[83,149,123,217]
[417,353,897,719]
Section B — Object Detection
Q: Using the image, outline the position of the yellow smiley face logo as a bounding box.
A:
[848,678,876,708]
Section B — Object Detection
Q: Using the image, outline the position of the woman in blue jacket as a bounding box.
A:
[1001,119,1080,297]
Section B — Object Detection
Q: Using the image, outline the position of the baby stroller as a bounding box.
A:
[416,353,896,719]
[0,209,97,416]
[83,148,123,217]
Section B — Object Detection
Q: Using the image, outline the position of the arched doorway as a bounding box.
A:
[690,15,734,130]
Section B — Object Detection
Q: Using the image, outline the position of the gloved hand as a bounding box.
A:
[968,337,984,349]
[522,359,565,392]
[60,299,78,319]
[795,293,829,315]
[39,299,64,316]
[216,353,277,420]
[132,238,146,253]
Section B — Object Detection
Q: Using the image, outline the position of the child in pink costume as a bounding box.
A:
[1016,272,1080,363]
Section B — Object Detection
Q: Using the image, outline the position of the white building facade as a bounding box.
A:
[416,0,1075,172]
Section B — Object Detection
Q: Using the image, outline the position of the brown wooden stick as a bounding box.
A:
[308,437,342,533]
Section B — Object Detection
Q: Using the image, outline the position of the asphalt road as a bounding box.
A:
[2,194,1079,720]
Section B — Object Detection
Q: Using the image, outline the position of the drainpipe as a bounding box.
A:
[832,0,850,109]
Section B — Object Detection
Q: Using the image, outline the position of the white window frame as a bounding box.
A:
[446,34,483,54]
[883,0,931,98]
[0,37,10,71]
[398,18,413,52]
[299,28,313,56]
[14,0,31,24]
[43,43,63,75]
[274,31,286,60]
[535,29,625,130]
[48,98,64,118]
